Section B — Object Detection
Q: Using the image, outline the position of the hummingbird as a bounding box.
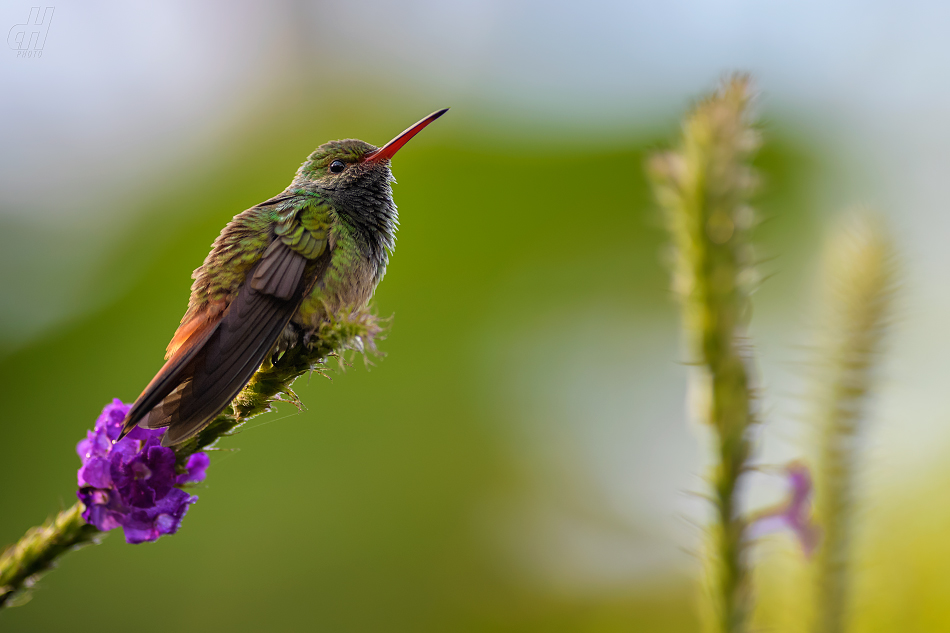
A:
[119,109,448,446]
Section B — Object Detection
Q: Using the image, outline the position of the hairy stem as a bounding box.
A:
[649,75,760,633]
[811,214,895,633]
[0,503,99,608]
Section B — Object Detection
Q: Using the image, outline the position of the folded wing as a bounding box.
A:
[120,240,328,446]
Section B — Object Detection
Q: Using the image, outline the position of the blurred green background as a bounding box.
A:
[3,2,950,631]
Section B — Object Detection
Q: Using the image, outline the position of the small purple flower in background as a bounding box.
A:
[76,399,208,544]
[748,462,821,556]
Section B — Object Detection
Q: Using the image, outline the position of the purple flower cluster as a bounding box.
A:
[76,399,209,544]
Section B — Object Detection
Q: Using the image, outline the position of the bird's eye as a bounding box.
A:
[329,160,346,174]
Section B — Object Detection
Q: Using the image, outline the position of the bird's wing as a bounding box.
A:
[119,308,223,436]
[120,199,331,445]
[143,244,330,445]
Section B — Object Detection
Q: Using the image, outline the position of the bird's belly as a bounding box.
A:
[291,257,379,332]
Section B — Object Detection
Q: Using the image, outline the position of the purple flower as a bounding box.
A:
[76,399,209,544]
[111,442,177,507]
[179,452,210,485]
[749,462,821,556]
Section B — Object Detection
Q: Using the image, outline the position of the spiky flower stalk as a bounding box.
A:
[0,309,383,608]
[810,213,895,633]
[648,75,761,633]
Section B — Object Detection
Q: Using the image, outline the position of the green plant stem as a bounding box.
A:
[811,214,894,633]
[0,503,99,607]
[0,309,382,609]
[649,75,759,633]
[709,355,754,633]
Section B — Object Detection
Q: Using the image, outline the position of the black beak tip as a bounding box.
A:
[431,107,450,120]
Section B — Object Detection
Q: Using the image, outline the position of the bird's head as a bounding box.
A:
[291,108,447,261]
[295,108,448,200]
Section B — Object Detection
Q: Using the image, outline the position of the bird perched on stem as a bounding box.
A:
[119,109,448,446]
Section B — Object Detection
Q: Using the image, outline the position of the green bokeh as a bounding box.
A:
[0,97,819,631]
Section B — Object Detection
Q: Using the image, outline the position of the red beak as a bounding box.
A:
[363,108,449,163]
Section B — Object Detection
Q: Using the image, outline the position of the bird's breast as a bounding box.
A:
[292,234,382,331]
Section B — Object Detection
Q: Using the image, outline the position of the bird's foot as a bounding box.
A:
[273,322,305,363]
